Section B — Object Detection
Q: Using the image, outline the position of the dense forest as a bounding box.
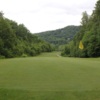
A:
[35,26,80,46]
[62,0,100,57]
[0,12,53,58]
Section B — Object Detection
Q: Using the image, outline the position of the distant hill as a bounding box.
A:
[35,25,80,46]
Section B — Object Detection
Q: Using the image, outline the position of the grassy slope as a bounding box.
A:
[0,52,100,100]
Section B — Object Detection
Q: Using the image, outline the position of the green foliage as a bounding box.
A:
[0,13,53,58]
[0,15,17,58]
[81,11,89,27]
[35,26,80,46]
[62,0,100,57]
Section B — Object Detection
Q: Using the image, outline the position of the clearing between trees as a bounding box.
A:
[0,52,100,100]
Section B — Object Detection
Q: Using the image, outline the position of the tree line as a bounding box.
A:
[62,0,100,57]
[0,12,53,58]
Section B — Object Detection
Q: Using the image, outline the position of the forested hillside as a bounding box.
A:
[62,0,100,57]
[35,26,80,46]
[0,12,53,58]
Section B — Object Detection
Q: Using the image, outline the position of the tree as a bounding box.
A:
[62,0,100,57]
[0,11,4,18]
[0,12,53,58]
[81,11,89,26]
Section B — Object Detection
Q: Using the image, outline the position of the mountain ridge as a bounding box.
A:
[35,25,81,46]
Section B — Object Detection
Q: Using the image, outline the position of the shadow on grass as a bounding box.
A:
[0,88,100,100]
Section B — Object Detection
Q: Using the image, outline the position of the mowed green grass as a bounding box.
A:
[0,52,100,100]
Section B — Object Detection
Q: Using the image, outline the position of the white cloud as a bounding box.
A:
[0,0,98,33]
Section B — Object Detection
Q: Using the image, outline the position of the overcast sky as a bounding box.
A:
[0,0,97,33]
